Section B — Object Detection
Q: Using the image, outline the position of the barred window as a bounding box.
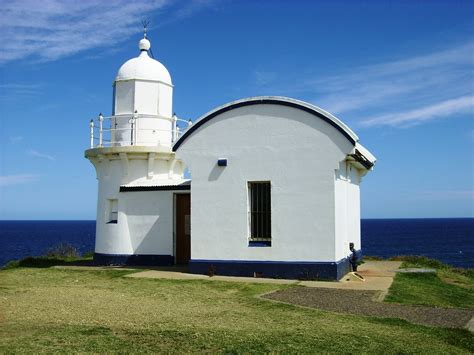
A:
[248,182,271,241]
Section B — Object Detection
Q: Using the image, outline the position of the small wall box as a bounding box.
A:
[217,159,227,166]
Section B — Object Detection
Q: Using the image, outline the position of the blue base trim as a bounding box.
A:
[189,256,352,280]
[93,253,174,266]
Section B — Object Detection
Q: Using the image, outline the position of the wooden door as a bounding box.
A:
[175,194,191,264]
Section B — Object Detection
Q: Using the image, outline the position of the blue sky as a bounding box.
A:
[0,0,473,219]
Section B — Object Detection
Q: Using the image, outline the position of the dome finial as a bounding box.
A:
[139,20,151,52]
[142,20,149,39]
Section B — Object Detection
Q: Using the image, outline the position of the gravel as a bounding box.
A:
[263,287,474,329]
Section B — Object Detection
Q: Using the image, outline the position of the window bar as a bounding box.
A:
[262,183,265,238]
[259,183,262,239]
[256,183,259,238]
[267,183,271,238]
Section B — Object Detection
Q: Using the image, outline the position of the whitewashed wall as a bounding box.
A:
[114,79,173,147]
[176,104,357,263]
[95,190,175,256]
[90,154,184,257]
[334,162,361,260]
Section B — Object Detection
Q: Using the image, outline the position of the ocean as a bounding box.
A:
[0,218,472,268]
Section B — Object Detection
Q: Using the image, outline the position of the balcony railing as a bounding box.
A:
[88,112,192,148]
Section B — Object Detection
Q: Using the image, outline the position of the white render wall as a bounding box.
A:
[88,151,185,256]
[176,104,357,263]
[95,189,175,255]
[114,79,173,147]
[115,80,173,117]
[334,162,362,261]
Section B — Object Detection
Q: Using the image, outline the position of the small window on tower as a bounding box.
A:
[107,199,118,224]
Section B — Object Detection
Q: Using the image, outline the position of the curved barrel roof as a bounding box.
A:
[172,96,359,151]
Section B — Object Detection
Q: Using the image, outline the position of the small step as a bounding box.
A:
[344,272,365,282]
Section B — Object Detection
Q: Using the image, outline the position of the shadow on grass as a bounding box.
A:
[2,256,94,270]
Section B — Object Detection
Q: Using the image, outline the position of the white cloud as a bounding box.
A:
[0,83,41,98]
[0,174,39,186]
[9,136,24,143]
[308,42,474,115]
[0,0,218,64]
[259,41,473,129]
[27,149,56,161]
[361,96,474,127]
[254,70,277,86]
[412,189,474,201]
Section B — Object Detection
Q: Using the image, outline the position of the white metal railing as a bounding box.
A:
[88,112,192,148]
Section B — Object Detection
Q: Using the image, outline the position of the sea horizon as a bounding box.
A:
[1,218,473,269]
[1,217,473,221]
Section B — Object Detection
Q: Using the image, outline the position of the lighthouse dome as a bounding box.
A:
[115,38,172,85]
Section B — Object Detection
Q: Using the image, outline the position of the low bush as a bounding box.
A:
[82,250,94,258]
[2,257,67,269]
[2,243,94,270]
[389,255,472,277]
[46,243,80,258]
[389,255,448,269]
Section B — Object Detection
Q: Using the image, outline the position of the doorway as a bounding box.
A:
[175,194,191,264]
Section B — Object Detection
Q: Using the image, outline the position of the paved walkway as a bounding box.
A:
[121,261,402,293]
[56,261,402,290]
[301,261,401,294]
[124,269,297,284]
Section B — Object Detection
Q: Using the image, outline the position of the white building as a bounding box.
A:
[85,34,376,280]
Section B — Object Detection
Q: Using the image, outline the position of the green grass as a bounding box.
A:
[385,256,474,309]
[1,258,473,353]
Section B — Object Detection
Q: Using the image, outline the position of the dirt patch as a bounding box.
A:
[439,276,472,289]
[263,287,474,329]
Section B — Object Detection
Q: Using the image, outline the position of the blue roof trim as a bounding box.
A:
[172,97,357,152]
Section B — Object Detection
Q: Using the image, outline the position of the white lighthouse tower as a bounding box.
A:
[85,30,191,266]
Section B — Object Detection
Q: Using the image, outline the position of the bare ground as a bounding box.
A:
[263,287,474,329]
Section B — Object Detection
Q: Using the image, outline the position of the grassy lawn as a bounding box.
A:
[1,262,473,353]
[385,256,474,309]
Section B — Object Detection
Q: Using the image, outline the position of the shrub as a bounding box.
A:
[2,256,67,269]
[46,243,79,258]
[363,255,384,261]
[389,255,448,269]
[82,250,94,258]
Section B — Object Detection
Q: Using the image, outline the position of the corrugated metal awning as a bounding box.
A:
[120,180,191,192]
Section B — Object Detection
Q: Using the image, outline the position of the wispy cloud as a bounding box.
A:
[310,42,473,115]
[9,136,24,144]
[27,149,56,161]
[0,0,218,64]
[361,96,474,127]
[0,174,39,186]
[0,83,41,99]
[409,189,474,201]
[254,70,278,86]
[257,41,473,128]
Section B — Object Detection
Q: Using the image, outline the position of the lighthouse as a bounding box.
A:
[84,28,375,278]
[85,31,191,266]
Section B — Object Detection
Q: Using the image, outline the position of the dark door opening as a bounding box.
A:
[175,194,191,264]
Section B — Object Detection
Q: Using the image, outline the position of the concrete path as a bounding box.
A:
[55,261,401,292]
[125,269,297,284]
[120,261,402,292]
[300,261,402,293]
